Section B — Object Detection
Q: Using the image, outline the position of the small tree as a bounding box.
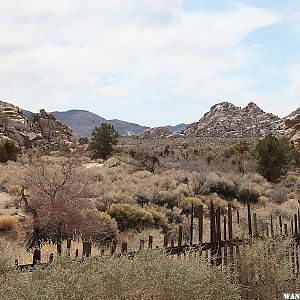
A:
[254,134,291,182]
[89,123,118,160]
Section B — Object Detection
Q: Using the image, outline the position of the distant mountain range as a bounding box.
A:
[23,109,187,137]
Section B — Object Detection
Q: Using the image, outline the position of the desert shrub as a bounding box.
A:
[7,185,21,196]
[236,237,300,299]
[266,185,289,204]
[80,210,118,244]
[166,206,183,224]
[258,196,269,206]
[143,204,167,229]
[179,197,204,214]
[0,251,240,300]
[0,215,17,232]
[107,204,154,231]
[0,239,16,277]
[237,187,260,203]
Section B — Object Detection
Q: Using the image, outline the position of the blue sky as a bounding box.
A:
[0,0,299,126]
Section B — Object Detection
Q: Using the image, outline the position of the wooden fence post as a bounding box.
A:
[228,203,233,240]
[236,210,240,225]
[298,209,300,234]
[32,248,41,265]
[270,215,274,237]
[295,214,298,235]
[223,215,227,241]
[139,239,145,250]
[178,225,183,255]
[210,200,215,244]
[110,240,117,255]
[284,224,288,236]
[215,207,222,265]
[279,215,283,235]
[247,189,252,237]
[57,242,62,256]
[67,238,71,256]
[190,201,194,246]
[148,235,153,249]
[83,241,92,257]
[253,213,258,237]
[121,242,127,254]
[198,205,203,244]
[163,235,168,248]
[291,220,294,235]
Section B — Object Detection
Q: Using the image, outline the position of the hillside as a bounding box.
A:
[182,101,281,137]
[52,110,148,138]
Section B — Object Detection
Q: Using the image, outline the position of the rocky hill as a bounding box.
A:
[0,101,76,150]
[138,126,173,139]
[52,110,148,138]
[182,101,281,138]
[280,107,300,146]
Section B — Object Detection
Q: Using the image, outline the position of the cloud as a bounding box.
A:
[0,0,280,125]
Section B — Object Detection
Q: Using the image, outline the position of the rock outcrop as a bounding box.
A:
[182,101,281,138]
[139,126,172,139]
[280,108,300,146]
[0,101,77,150]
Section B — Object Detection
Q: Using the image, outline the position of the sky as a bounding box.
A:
[0,0,300,126]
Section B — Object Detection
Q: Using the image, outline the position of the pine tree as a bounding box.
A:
[89,123,118,160]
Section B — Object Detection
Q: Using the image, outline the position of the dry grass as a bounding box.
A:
[0,215,17,232]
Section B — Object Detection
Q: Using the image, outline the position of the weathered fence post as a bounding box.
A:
[215,207,222,265]
[178,225,183,255]
[163,235,168,248]
[279,215,283,235]
[247,189,252,237]
[190,201,194,246]
[67,238,71,256]
[284,224,288,236]
[57,242,62,256]
[121,242,127,254]
[32,248,41,265]
[228,203,233,240]
[198,205,203,244]
[148,235,153,249]
[294,214,298,235]
[139,239,145,250]
[270,215,274,237]
[253,213,258,237]
[223,215,227,241]
[110,240,117,255]
[236,210,240,225]
[83,241,92,257]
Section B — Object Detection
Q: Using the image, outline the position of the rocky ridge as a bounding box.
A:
[138,126,173,139]
[0,101,77,150]
[181,101,281,138]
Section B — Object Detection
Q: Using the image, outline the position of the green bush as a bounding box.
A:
[254,134,291,182]
[0,251,241,300]
[107,203,154,231]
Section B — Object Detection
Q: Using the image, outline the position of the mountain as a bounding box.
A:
[182,101,281,138]
[52,110,148,138]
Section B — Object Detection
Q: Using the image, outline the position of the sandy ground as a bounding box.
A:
[83,163,104,169]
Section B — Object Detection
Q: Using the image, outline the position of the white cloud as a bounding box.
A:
[0,0,280,125]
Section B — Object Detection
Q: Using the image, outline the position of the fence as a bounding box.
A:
[15,199,300,274]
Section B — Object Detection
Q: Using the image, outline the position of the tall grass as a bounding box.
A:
[0,251,240,300]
